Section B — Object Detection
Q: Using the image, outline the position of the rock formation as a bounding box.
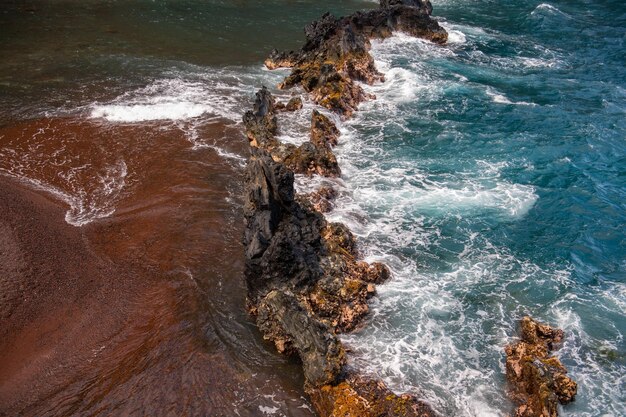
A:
[264,0,447,116]
[243,89,435,417]
[505,316,578,417]
[242,1,449,416]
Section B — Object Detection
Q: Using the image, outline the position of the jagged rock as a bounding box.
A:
[265,3,447,115]
[311,110,340,147]
[505,316,577,417]
[242,86,280,150]
[283,141,341,177]
[244,88,341,178]
[264,49,299,70]
[243,1,449,412]
[275,96,304,112]
[286,96,303,111]
[256,289,345,387]
[308,373,437,417]
[306,186,337,213]
[243,147,325,304]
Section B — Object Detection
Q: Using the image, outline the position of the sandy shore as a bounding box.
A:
[0,118,313,416]
[0,176,144,413]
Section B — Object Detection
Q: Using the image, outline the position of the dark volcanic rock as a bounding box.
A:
[265,2,447,116]
[242,86,279,150]
[242,86,435,415]
[505,316,577,417]
[244,1,449,414]
[256,289,345,387]
[244,88,341,178]
[243,147,324,304]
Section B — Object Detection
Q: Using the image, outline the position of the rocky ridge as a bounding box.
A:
[242,2,446,415]
[264,0,447,117]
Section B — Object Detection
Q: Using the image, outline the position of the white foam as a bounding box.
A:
[440,22,467,45]
[486,88,536,106]
[91,102,209,122]
[88,78,239,123]
[532,3,571,18]
[0,160,127,226]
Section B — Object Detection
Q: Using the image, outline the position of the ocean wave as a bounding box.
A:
[88,78,242,123]
[486,88,537,106]
[0,159,127,226]
[531,3,572,19]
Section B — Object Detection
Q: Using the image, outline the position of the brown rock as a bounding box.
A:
[308,373,437,417]
[306,186,338,213]
[311,110,340,147]
[505,316,577,417]
[275,96,304,112]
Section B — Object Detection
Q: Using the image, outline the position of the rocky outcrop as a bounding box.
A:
[305,186,337,213]
[244,87,340,177]
[265,1,446,116]
[310,373,436,417]
[243,88,436,416]
[505,317,578,417]
[275,96,303,112]
[242,1,449,416]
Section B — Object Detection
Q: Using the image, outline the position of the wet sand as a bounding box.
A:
[0,118,314,416]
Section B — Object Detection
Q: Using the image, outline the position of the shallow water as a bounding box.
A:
[0,1,373,416]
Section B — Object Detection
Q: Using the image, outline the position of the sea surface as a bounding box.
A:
[1,0,624,416]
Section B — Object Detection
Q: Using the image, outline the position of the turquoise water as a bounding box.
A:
[1,0,624,415]
[324,1,625,415]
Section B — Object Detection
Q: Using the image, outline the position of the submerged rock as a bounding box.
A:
[505,316,577,417]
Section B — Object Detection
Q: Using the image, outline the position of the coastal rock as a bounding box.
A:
[242,86,279,150]
[256,289,345,387]
[283,141,341,178]
[244,88,341,178]
[505,316,577,417]
[311,110,340,147]
[305,186,337,213]
[275,96,304,112]
[242,85,436,415]
[244,0,449,413]
[265,2,447,115]
[308,373,437,417]
[243,147,325,304]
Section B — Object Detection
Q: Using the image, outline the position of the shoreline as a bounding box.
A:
[0,116,315,416]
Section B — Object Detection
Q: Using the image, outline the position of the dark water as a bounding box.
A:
[0,0,624,416]
[0,1,373,416]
